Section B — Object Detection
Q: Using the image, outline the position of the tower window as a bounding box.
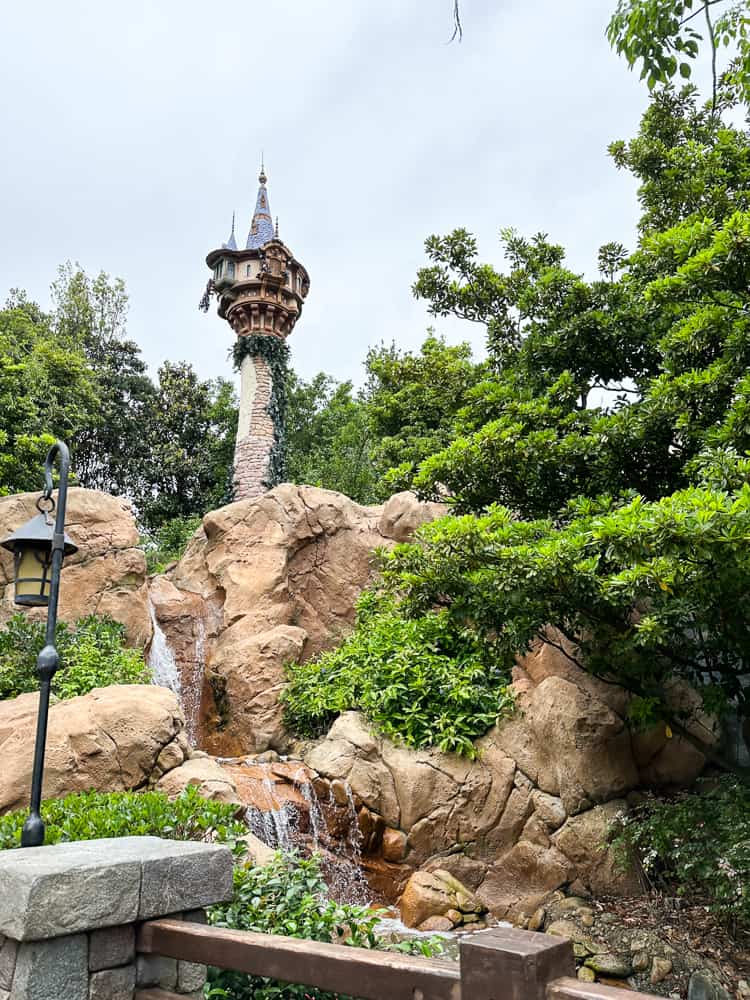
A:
[227,261,235,278]
[215,260,223,278]
[246,264,253,277]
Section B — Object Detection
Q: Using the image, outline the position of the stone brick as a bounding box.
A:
[0,837,233,941]
[0,840,140,941]
[177,960,207,993]
[10,934,88,1000]
[136,954,177,990]
[88,925,134,972]
[0,938,17,991]
[138,842,233,919]
[88,965,135,1000]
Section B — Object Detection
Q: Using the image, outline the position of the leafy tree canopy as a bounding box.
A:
[286,85,750,770]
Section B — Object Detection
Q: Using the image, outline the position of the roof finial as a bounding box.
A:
[275,216,279,238]
[259,153,266,186]
[222,209,238,251]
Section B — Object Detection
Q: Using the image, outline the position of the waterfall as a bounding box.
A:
[147,596,182,700]
[146,595,205,745]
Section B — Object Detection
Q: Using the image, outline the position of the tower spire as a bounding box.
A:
[247,160,273,249]
[222,210,237,251]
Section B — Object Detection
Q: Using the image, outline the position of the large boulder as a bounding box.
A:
[399,869,485,929]
[0,685,187,814]
[0,489,151,647]
[156,486,443,755]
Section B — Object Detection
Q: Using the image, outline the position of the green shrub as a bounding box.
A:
[0,613,150,701]
[144,514,202,575]
[282,592,513,758]
[612,776,750,930]
[0,787,248,856]
[207,852,441,1000]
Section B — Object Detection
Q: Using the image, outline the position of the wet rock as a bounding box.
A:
[577,966,597,983]
[381,828,408,863]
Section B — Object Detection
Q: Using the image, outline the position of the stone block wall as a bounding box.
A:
[0,836,233,1000]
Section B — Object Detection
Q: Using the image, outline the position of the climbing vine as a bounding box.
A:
[233,334,290,488]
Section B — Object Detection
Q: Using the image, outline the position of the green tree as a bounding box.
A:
[287,87,750,771]
[607,0,750,108]
[285,371,377,503]
[365,334,485,497]
[0,293,98,494]
[138,362,237,532]
[49,263,156,498]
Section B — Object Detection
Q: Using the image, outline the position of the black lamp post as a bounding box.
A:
[0,441,77,847]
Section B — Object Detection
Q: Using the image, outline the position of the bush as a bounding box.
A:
[207,852,441,1000]
[0,786,248,856]
[282,592,513,758]
[612,776,750,930]
[0,613,150,701]
[144,515,202,575]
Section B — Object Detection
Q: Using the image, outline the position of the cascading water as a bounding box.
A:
[147,596,205,745]
[147,597,182,701]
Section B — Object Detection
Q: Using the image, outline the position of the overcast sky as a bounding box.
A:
[1,0,650,389]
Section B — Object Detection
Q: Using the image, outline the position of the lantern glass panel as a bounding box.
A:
[14,546,52,606]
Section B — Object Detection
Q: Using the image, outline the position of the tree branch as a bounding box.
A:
[450,0,463,41]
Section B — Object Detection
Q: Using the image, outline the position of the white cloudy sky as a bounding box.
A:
[1,0,651,389]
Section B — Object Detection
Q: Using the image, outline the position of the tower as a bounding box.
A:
[203,167,310,500]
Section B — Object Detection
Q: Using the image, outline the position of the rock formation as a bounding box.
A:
[0,685,237,815]
[304,633,713,921]
[0,489,151,647]
[0,482,720,932]
[152,485,444,755]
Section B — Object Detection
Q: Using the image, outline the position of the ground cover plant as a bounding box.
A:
[0,786,247,853]
[612,776,750,931]
[207,851,441,1000]
[0,613,150,701]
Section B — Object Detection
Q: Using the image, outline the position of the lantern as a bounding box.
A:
[1,501,78,606]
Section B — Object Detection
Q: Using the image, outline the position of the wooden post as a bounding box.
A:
[459,927,575,1000]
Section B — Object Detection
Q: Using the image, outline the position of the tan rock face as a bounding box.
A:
[0,488,151,647]
[155,756,239,806]
[0,685,185,815]
[158,486,444,754]
[399,869,485,928]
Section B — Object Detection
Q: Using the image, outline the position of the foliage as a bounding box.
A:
[207,851,441,1000]
[365,335,485,498]
[607,0,750,107]
[144,514,202,575]
[1,264,238,532]
[0,786,248,855]
[285,371,378,503]
[233,335,290,490]
[286,478,750,751]
[612,776,750,927]
[0,291,99,495]
[284,591,513,757]
[0,613,150,701]
[137,361,237,532]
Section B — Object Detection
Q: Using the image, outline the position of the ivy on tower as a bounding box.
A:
[202,165,310,500]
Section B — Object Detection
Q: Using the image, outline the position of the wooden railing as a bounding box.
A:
[136,918,663,1000]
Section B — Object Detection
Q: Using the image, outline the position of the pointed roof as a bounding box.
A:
[246,163,275,249]
[222,211,237,251]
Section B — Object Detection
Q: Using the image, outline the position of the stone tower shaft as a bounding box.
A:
[205,169,310,500]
